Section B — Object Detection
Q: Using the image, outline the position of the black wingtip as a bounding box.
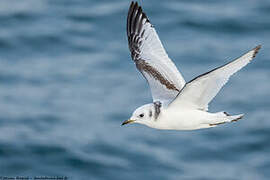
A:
[129,1,135,12]
[134,1,138,7]
[253,45,262,58]
[127,0,150,36]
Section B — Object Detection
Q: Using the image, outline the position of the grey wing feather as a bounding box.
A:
[127,2,185,105]
[170,45,261,111]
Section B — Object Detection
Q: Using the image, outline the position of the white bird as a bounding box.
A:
[122,1,261,130]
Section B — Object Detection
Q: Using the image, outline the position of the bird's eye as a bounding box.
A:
[139,114,144,118]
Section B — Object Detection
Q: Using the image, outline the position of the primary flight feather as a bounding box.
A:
[122,1,261,130]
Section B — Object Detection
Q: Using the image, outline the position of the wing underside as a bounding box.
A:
[127,1,185,105]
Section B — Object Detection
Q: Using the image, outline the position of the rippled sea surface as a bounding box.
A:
[0,0,269,179]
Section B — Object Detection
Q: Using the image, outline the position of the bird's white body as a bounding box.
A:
[122,2,261,130]
[145,107,243,130]
[152,108,214,130]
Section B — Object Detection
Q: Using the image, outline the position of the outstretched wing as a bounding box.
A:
[170,45,261,111]
[127,1,185,105]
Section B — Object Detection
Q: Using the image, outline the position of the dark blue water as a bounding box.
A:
[0,0,269,179]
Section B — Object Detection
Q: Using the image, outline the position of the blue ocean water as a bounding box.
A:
[0,0,269,179]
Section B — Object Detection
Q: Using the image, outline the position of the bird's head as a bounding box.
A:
[122,103,156,127]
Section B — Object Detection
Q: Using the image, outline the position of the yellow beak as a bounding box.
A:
[121,119,136,126]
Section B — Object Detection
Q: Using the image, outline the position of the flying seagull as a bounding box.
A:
[122,1,261,130]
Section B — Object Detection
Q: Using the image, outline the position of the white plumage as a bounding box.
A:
[127,1,185,105]
[122,1,261,130]
[170,46,260,111]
